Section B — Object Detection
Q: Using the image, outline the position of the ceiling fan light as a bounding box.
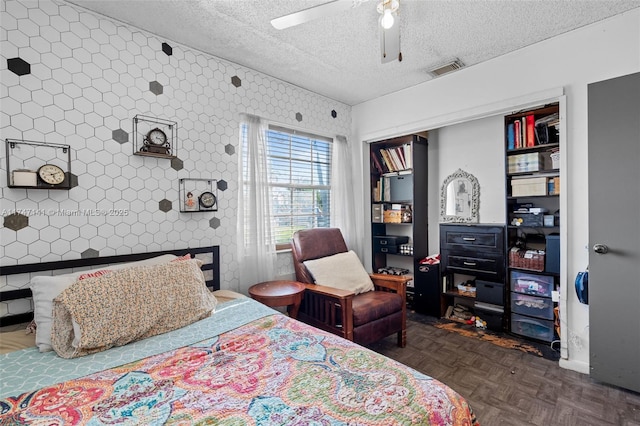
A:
[377,0,399,14]
[380,9,395,29]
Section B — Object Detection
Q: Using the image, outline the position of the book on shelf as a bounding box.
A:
[395,146,406,169]
[514,120,522,148]
[403,143,412,169]
[526,114,535,147]
[371,150,385,174]
[379,149,396,172]
[507,123,515,150]
[373,144,413,174]
[389,147,404,171]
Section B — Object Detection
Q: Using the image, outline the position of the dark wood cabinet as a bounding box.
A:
[440,223,506,330]
[369,135,431,313]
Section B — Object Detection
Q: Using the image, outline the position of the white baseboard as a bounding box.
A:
[559,358,590,375]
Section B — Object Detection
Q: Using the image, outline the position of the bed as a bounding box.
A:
[0,247,479,425]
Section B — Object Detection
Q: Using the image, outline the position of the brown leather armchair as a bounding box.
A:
[291,228,409,347]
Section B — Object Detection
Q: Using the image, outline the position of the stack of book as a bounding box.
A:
[507,112,559,150]
[371,143,412,174]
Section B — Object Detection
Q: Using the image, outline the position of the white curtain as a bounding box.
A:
[236,114,276,294]
[331,135,365,257]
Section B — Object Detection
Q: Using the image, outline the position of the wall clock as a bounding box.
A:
[142,127,170,155]
[133,115,177,158]
[37,164,65,186]
[199,191,217,209]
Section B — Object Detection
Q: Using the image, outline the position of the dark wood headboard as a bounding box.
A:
[0,246,220,327]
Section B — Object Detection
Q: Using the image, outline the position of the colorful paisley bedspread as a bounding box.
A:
[0,314,479,425]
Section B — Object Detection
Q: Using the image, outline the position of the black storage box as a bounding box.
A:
[511,212,544,227]
[389,175,413,202]
[373,235,409,254]
[545,234,560,274]
[474,302,504,331]
[373,235,410,245]
[373,240,399,253]
[476,280,504,306]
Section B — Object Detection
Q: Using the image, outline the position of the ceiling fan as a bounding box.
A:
[271,0,402,64]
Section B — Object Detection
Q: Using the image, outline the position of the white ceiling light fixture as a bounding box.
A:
[270,0,401,64]
[378,0,401,63]
[377,0,399,29]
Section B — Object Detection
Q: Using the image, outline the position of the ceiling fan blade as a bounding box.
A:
[380,22,401,63]
[271,0,355,30]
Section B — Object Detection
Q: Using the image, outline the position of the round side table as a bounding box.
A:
[248,280,305,319]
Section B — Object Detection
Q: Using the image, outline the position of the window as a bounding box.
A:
[241,124,332,248]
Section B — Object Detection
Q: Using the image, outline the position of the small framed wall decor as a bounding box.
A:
[133,115,177,159]
[179,178,218,212]
[5,139,72,189]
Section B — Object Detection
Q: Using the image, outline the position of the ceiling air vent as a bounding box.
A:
[427,59,464,77]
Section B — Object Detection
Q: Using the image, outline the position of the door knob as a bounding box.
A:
[593,244,609,254]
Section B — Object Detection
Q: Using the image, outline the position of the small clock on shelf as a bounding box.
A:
[37,164,66,186]
[179,178,218,212]
[141,127,170,155]
[199,191,217,210]
[133,115,177,159]
[5,139,72,190]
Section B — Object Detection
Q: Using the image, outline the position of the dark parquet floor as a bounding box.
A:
[367,314,640,426]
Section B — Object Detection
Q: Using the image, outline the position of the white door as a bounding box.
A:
[588,72,640,393]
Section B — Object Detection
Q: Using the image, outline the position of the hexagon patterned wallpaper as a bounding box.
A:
[0,0,351,310]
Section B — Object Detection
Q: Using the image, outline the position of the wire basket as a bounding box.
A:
[509,247,545,271]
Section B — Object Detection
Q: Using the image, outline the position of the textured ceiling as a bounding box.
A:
[66,0,640,106]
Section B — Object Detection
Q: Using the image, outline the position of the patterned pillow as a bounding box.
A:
[51,259,217,358]
[30,254,179,352]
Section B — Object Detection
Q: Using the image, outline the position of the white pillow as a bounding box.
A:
[303,250,374,295]
[30,254,178,352]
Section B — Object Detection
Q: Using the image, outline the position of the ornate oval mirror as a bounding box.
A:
[440,169,479,223]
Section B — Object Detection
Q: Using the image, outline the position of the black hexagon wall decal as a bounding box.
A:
[162,42,173,56]
[112,128,129,144]
[331,109,337,118]
[224,144,235,155]
[81,248,99,258]
[217,180,227,191]
[159,199,172,212]
[295,112,303,122]
[68,173,79,189]
[170,157,183,171]
[3,213,29,231]
[231,76,241,88]
[7,57,31,76]
[149,81,163,95]
[209,217,221,229]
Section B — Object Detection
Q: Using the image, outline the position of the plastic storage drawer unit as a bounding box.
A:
[511,313,555,342]
[511,293,554,320]
[510,271,553,297]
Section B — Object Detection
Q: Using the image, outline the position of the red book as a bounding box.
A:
[514,120,521,148]
[526,115,535,147]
